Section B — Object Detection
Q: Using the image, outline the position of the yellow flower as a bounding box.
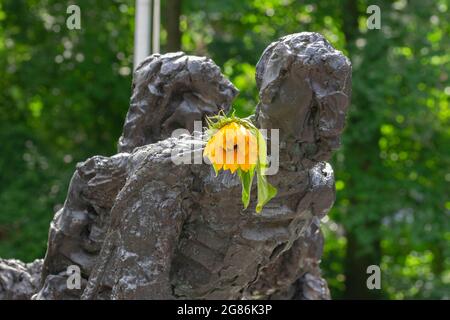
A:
[204,122,258,174]
[203,112,277,213]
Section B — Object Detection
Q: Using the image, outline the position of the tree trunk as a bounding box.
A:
[344,228,382,299]
[340,0,384,299]
[342,0,360,45]
[166,0,182,52]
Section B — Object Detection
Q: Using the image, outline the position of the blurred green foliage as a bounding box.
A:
[0,0,448,299]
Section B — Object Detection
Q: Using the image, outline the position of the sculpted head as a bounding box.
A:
[118,52,238,153]
[255,32,352,162]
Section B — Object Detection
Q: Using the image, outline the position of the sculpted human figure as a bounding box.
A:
[0,32,351,300]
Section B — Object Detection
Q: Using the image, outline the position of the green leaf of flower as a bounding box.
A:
[255,170,277,213]
[237,168,255,209]
[254,128,277,213]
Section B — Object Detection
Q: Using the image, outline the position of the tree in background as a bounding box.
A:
[0,0,134,260]
[0,0,448,299]
[165,0,182,51]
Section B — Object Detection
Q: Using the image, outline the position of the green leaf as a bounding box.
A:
[254,128,277,213]
[212,164,219,176]
[255,169,277,213]
[237,168,255,209]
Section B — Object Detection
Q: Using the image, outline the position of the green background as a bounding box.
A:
[0,0,448,299]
